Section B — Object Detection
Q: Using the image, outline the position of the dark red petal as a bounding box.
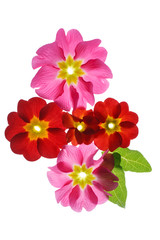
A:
[85,185,98,205]
[10,132,40,161]
[5,112,26,141]
[37,138,60,158]
[121,111,139,124]
[75,129,83,144]
[66,129,76,144]
[109,132,122,152]
[94,101,108,122]
[62,112,74,128]
[48,128,67,148]
[94,131,109,151]
[57,162,73,173]
[18,97,46,122]
[101,153,115,171]
[93,166,119,191]
[39,102,64,129]
[104,98,121,118]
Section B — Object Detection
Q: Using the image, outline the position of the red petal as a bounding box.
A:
[120,125,139,139]
[104,98,121,118]
[72,108,87,119]
[5,112,26,141]
[119,132,130,148]
[94,131,109,151]
[94,101,108,122]
[109,132,122,151]
[121,111,139,124]
[119,102,129,117]
[18,97,46,122]
[48,128,67,148]
[39,102,64,128]
[37,138,60,158]
[75,129,83,144]
[10,133,40,161]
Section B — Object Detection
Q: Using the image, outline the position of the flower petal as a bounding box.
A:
[94,101,108,122]
[54,83,72,111]
[109,132,122,151]
[39,102,64,129]
[83,75,109,94]
[47,166,71,188]
[69,185,82,212]
[94,131,109,151]
[76,78,94,106]
[62,112,74,128]
[5,112,26,141]
[83,185,98,211]
[66,29,83,57]
[17,97,46,122]
[57,145,83,168]
[74,39,101,63]
[78,143,98,167]
[31,66,65,100]
[37,137,60,158]
[56,28,70,58]
[104,98,121,118]
[32,42,65,69]
[55,182,72,207]
[82,59,112,78]
[91,183,108,204]
[10,132,40,161]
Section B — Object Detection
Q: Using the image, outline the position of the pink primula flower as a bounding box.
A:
[31,29,113,111]
[47,143,118,212]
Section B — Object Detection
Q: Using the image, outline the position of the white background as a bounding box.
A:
[0,0,159,239]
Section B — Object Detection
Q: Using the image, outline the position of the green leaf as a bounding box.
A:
[113,148,152,172]
[108,155,127,208]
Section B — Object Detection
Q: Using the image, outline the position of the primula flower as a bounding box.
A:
[47,143,118,212]
[5,97,67,161]
[94,98,139,151]
[62,108,99,145]
[31,28,112,111]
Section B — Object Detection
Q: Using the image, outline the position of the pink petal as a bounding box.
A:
[83,75,109,94]
[92,183,109,204]
[32,42,65,69]
[78,143,98,167]
[90,47,108,62]
[69,185,83,212]
[54,83,72,111]
[56,29,70,58]
[76,78,95,107]
[57,145,83,168]
[66,29,83,57]
[74,39,101,64]
[47,166,71,188]
[82,59,113,78]
[55,182,73,207]
[31,66,65,100]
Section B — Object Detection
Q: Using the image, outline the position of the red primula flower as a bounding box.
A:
[62,108,99,145]
[93,98,139,151]
[5,97,67,161]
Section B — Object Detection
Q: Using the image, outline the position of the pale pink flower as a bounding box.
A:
[31,29,112,111]
[47,143,118,212]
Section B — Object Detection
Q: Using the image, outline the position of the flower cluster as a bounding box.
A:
[5,29,150,212]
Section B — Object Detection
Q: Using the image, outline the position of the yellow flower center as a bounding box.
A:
[100,116,121,135]
[74,121,86,132]
[57,55,85,86]
[68,164,96,189]
[24,116,49,140]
